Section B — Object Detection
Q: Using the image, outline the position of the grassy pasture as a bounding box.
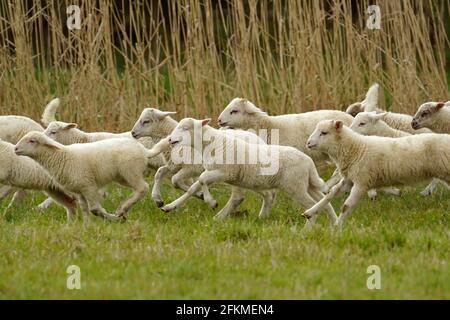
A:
[0,170,448,299]
[0,0,449,300]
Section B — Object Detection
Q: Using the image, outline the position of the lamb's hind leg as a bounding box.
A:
[420,179,449,196]
[36,197,54,211]
[336,184,367,225]
[82,187,120,221]
[0,185,16,201]
[284,183,319,228]
[308,188,338,226]
[214,186,245,220]
[257,190,277,219]
[368,187,401,200]
[115,179,149,219]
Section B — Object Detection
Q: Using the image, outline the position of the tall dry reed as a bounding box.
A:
[0,0,448,131]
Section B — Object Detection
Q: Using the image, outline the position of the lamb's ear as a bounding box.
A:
[154,110,177,120]
[436,102,445,110]
[43,142,61,150]
[346,102,362,116]
[200,118,211,126]
[243,100,264,114]
[63,123,77,130]
[371,111,387,121]
[334,120,344,130]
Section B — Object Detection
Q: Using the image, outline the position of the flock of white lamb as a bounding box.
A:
[1,83,450,226]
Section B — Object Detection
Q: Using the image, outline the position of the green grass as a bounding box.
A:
[0,175,448,299]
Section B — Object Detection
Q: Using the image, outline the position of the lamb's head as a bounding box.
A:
[350,111,387,136]
[44,121,79,144]
[346,102,363,117]
[412,101,449,130]
[131,108,177,139]
[168,118,210,148]
[15,131,61,158]
[306,120,344,151]
[218,98,267,129]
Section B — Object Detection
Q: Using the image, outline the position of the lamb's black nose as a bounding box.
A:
[131,131,138,139]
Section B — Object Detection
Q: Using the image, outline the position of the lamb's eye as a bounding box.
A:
[51,131,56,135]
[142,120,150,125]
[183,127,189,131]
[230,110,238,115]
[28,139,36,144]
[421,112,428,117]
[320,131,328,136]
[359,122,366,126]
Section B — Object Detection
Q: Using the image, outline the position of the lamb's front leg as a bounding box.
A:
[324,169,341,192]
[7,190,27,209]
[152,165,170,207]
[44,190,77,221]
[162,170,225,212]
[303,178,349,219]
[171,168,208,202]
[336,184,367,225]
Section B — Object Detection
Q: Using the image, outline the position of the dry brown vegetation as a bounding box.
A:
[0,0,448,131]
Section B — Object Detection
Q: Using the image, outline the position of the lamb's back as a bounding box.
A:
[0,116,44,143]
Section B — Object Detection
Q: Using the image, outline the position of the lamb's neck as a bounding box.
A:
[328,129,367,175]
[244,115,279,144]
[72,129,91,143]
[431,108,450,133]
[201,126,221,150]
[379,122,410,138]
[0,141,11,154]
[35,148,70,179]
[157,117,179,139]
[242,114,271,130]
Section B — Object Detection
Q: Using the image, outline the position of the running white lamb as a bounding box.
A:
[0,139,76,219]
[350,111,450,196]
[346,83,431,134]
[148,118,338,226]
[15,132,155,220]
[412,101,450,134]
[0,98,60,205]
[303,120,450,225]
[217,98,354,162]
[131,108,213,207]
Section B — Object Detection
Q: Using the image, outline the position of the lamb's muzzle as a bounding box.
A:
[306,141,315,149]
[411,119,421,130]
